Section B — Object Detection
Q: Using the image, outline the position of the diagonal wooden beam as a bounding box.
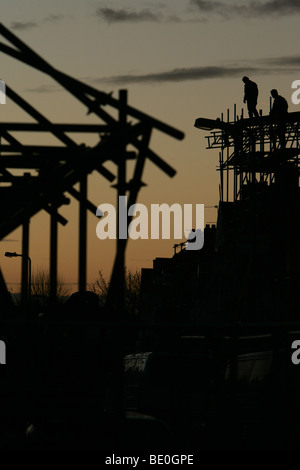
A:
[0,22,184,140]
[67,186,98,215]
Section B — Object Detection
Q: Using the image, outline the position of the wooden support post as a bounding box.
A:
[107,89,127,312]
[226,146,229,202]
[219,151,223,202]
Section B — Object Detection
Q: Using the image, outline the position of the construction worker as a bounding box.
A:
[270,89,288,148]
[242,76,259,119]
[270,89,288,118]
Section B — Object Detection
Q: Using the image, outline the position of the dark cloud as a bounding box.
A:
[10,15,64,31]
[264,55,300,66]
[96,6,184,23]
[24,58,298,93]
[93,61,299,85]
[96,1,300,25]
[247,0,300,16]
[10,21,38,31]
[43,14,65,23]
[191,0,300,18]
[94,66,257,84]
[190,1,222,13]
[97,7,160,23]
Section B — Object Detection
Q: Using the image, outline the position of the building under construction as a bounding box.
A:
[141,108,300,327]
[194,109,300,323]
[133,107,300,449]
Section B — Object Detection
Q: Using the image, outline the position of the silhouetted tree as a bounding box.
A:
[30,269,71,307]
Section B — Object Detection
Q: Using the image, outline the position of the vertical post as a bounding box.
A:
[260,119,264,182]
[79,175,87,292]
[50,206,58,302]
[219,151,223,202]
[21,220,29,305]
[118,89,127,211]
[251,134,256,185]
[107,89,127,312]
[116,89,127,308]
[233,103,237,198]
[226,146,229,202]
[233,127,240,202]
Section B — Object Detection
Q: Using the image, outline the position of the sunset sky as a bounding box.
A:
[1,0,300,293]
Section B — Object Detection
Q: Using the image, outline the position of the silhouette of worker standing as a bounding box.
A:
[270,89,288,148]
[242,76,259,118]
[270,89,288,119]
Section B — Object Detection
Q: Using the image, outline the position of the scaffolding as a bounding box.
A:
[195,108,300,203]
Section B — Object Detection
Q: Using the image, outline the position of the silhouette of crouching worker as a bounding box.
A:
[269,89,288,149]
[242,76,259,119]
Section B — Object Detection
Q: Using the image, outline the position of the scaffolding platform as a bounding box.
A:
[195,110,300,202]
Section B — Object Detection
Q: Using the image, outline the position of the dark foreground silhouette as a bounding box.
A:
[1,289,300,450]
